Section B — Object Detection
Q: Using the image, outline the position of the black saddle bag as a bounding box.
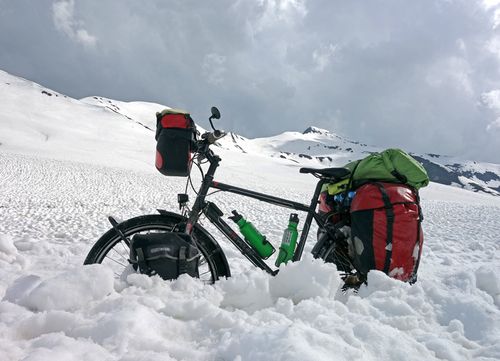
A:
[130,232,200,280]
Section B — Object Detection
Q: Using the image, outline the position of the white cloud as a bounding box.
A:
[2,0,500,162]
[481,90,500,130]
[425,56,473,96]
[481,89,500,108]
[482,0,500,10]
[312,44,337,72]
[481,0,500,28]
[52,0,96,47]
[487,118,500,130]
[202,53,227,85]
[248,0,307,35]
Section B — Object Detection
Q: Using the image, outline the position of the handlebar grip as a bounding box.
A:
[207,131,226,144]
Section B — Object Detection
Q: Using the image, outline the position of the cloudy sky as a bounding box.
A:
[1,0,500,163]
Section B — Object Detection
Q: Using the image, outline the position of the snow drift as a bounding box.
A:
[0,69,499,360]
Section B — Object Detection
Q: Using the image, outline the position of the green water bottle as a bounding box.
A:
[229,210,275,259]
[275,214,299,267]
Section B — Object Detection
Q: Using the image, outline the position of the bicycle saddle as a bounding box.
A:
[299,167,351,179]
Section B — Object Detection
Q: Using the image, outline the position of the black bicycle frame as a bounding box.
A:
[185,150,327,275]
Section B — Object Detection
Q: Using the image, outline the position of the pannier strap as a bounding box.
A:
[178,246,187,275]
[381,151,408,184]
[135,248,150,274]
[373,183,394,274]
[411,189,423,284]
[391,170,408,184]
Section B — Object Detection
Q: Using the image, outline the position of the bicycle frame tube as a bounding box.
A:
[211,179,327,262]
[293,179,326,261]
[185,149,328,273]
[210,182,311,212]
[204,202,277,275]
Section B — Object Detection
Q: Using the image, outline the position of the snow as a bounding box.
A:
[4,265,114,312]
[1,69,500,360]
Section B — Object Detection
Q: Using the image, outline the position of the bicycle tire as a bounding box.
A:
[321,240,354,273]
[84,213,230,284]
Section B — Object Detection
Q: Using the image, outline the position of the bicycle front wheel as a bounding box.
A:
[84,213,230,284]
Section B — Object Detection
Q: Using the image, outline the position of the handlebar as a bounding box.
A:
[193,107,226,157]
[200,130,227,145]
[195,130,226,158]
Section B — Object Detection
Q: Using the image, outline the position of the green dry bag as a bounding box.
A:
[345,148,429,190]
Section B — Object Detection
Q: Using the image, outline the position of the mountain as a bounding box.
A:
[1,69,499,196]
[1,69,500,360]
[0,70,161,172]
[216,126,500,196]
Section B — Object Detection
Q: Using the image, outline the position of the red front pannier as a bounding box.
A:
[155,109,197,177]
[350,182,423,282]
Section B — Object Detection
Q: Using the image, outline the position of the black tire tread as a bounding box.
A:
[84,214,230,281]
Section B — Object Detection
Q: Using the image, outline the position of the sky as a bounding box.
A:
[1,0,500,163]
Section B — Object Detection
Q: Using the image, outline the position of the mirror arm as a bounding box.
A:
[208,116,216,131]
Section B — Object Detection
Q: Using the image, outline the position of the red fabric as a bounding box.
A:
[331,213,342,224]
[160,114,190,129]
[372,208,387,271]
[351,183,416,212]
[155,150,163,169]
[352,182,421,281]
[318,192,333,213]
[389,202,420,280]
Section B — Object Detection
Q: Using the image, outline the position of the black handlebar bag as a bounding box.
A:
[155,109,197,177]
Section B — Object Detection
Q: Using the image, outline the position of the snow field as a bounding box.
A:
[1,68,500,359]
[1,151,500,360]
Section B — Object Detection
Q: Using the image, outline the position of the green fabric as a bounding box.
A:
[326,178,350,195]
[345,148,429,189]
[321,183,329,193]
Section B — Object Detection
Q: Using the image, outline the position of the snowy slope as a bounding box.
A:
[79,88,500,196]
[0,70,158,172]
[80,95,166,131]
[1,70,500,360]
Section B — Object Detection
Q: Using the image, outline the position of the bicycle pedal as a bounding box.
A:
[341,273,365,291]
[344,274,360,285]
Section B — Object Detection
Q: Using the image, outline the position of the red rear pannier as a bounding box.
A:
[155,109,197,177]
[350,182,423,282]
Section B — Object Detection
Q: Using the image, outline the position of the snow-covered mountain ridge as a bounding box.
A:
[1,68,498,196]
[1,69,500,360]
[215,124,500,197]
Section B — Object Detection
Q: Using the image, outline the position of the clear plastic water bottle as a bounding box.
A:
[334,191,356,207]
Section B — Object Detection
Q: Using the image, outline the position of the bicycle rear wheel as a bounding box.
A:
[84,213,230,284]
[314,225,354,273]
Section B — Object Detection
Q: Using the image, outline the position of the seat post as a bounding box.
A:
[292,178,327,262]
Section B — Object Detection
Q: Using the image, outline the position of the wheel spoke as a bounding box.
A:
[105,255,128,267]
[111,246,128,261]
[86,217,226,285]
[119,240,129,255]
